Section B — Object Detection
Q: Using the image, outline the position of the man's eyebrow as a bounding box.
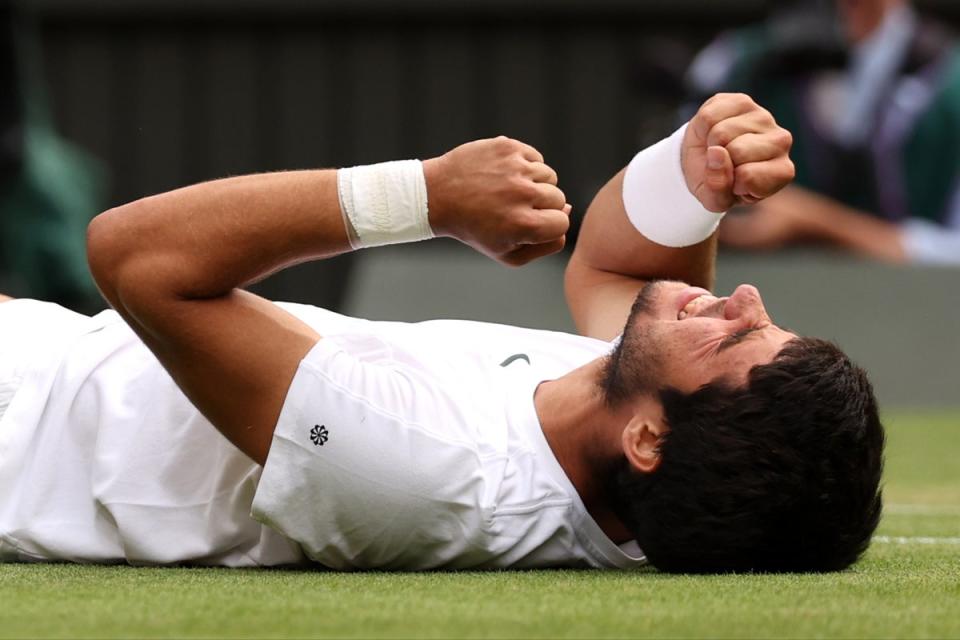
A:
[717,327,762,352]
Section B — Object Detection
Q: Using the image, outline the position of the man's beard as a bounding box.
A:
[599,280,670,407]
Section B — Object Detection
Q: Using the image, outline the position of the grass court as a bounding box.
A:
[2,411,958,639]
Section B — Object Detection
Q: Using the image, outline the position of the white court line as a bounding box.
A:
[884,503,960,516]
[876,504,960,545]
[873,536,960,545]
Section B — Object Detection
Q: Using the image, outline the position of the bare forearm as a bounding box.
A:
[83,140,568,464]
[803,198,907,263]
[564,94,794,340]
[570,169,718,288]
[573,94,792,291]
[565,169,718,339]
[87,170,348,307]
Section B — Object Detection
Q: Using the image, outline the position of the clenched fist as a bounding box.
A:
[423,137,571,266]
[682,93,796,212]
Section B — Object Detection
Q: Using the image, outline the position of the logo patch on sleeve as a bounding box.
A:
[310,424,329,446]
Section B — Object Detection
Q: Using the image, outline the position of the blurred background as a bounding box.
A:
[1,0,958,407]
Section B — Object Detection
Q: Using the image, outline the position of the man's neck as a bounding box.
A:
[533,359,634,544]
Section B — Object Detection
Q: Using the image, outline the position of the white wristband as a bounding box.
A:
[622,124,725,248]
[337,159,434,249]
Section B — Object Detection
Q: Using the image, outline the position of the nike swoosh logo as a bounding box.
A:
[499,353,531,367]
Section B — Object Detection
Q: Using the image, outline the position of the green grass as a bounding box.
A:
[2,411,959,639]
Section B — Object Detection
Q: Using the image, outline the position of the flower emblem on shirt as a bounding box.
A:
[310,424,329,447]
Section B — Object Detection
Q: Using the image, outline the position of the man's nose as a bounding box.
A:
[724,284,769,323]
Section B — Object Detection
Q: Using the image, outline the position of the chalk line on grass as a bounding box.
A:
[873,536,960,545]
[885,503,960,516]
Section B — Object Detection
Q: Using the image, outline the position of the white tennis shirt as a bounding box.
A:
[0,299,646,570]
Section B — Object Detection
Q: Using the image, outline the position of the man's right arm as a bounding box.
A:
[565,169,721,342]
[565,94,795,341]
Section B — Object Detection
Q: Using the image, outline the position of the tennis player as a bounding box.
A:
[0,93,883,572]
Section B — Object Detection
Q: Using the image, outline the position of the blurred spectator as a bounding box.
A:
[685,0,960,264]
[0,0,105,311]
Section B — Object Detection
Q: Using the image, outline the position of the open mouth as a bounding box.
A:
[675,288,711,320]
[680,295,732,320]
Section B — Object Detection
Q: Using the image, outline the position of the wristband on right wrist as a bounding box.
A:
[621,124,725,248]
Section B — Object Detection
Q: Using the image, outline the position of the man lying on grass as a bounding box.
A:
[0,93,883,573]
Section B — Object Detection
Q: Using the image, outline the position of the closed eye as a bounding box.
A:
[717,327,761,352]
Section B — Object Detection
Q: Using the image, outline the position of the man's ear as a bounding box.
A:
[621,412,667,474]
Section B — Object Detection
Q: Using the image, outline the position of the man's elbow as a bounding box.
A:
[86,204,145,308]
[87,209,117,300]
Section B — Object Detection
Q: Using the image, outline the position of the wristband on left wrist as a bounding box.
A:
[336,159,434,249]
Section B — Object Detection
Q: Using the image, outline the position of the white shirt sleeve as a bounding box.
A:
[251,337,491,570]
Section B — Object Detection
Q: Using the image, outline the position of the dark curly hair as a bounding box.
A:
[608,336,885,573]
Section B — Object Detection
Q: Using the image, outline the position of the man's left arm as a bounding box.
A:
[565,93,795,340]
[87,137,569,465]
[88,170,349,464]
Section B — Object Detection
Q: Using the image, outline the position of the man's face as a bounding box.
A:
[609,280,797,396]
